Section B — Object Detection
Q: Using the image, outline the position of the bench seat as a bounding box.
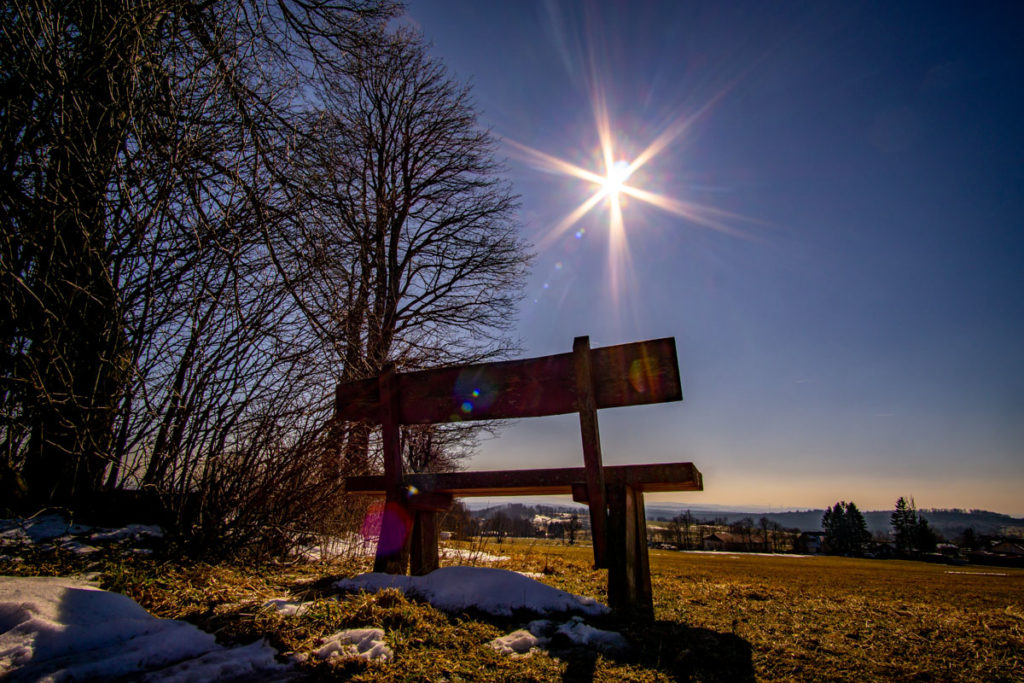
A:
[345,462,702,498]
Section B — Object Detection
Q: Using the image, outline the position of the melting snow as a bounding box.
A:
[438,547,509,563]
[336,566,608,617]
[262,598,311,616]
[313,628,392,662]
[2,515,625,678]
[0,576,290,681]
[489,616,629,657]
[0,514,164,555]
[489,627,546,656]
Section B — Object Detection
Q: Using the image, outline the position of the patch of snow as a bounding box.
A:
[554,616,629,653]
[262,598,312,616]
[439,547,509,563]
[488,628,546,656]
[515,571,546,579]
[140,639,290,681]
[681,550,815,558]
[313,628,392,662]
[294,533,375,562]
[490,616,629,657]
[0,514,93,545]
[88,524,164,542]
[0,576,291,681]
[0,528,29,547]
[0,515,164,557]
[336,566,608,617]
[58,539,101,555]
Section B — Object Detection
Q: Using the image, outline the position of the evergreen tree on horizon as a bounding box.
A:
[891,496,940,554]
[822,501,871,556]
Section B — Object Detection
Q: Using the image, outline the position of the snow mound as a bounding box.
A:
[554,616,629,653]
[489,617,629,657]
[314,628,392,662]
[488,628,546,656]
[335,566,608,617]
[489,616,629,657]
[0,576,290,681]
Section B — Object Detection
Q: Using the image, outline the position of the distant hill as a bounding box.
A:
[465,500,1024,539]
[644,505,1024,538]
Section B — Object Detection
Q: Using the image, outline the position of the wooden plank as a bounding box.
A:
[606,485,628,610]
[345,462,703,497]
[334,337,682,424]
[409,511,439,576]
[374,365,410,574]
[406,491,454,512]
[590,337,682,412]
[606,484,654,615]
[574,336,608,569]
[630,485,654,615]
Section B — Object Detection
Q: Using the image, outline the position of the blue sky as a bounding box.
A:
[402,1,1024,514]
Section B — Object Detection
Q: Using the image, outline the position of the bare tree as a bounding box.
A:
[759,516,772,552]
[1,1,181,505]
[281,29,531,473]
[567,513,581,546]
[680,510,695,549]
[2,1,527,560]
[1,0,394,531]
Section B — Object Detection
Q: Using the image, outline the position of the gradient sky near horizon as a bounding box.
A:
[401,1,1024,515]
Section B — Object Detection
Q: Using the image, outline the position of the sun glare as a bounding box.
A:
[501,84,748,298]
[603,160,632,197]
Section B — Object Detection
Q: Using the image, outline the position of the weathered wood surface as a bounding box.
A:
[345,462,703,497]
[574,336,608,568]
[335,337,682,424]
[410,511,439,576]
[606,484,653,615]
[374,365,408,574]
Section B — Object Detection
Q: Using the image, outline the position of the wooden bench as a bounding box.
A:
[347,462,702,611]
[336,336,703,615]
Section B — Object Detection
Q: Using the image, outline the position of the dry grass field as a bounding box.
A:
[5,539,1023,681]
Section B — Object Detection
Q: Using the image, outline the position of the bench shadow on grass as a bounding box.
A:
[424,603,755,683]
[553,617,754,683]
[295,575,754,682]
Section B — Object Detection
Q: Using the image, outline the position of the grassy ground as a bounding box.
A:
[4,539,1023,681]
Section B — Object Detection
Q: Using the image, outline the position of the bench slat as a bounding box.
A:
[345,462,702,497]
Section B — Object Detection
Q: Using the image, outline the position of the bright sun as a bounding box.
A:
[603,159,632,197]
[501,91,744,274]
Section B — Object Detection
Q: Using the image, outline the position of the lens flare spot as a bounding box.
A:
[461,401,473,413]
[361,501,412,554]
[629,357,659,394]
[472,389,480,397]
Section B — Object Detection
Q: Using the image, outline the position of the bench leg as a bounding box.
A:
[373,495,412,574]
[606,484,654,617]
[410,510,439,576]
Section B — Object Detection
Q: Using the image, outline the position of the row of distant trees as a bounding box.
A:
[1,1,530,557]
[650,512,797,552]
[822,496,939,556]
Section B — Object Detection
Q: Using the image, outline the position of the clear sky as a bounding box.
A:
[401,1,1024,515]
